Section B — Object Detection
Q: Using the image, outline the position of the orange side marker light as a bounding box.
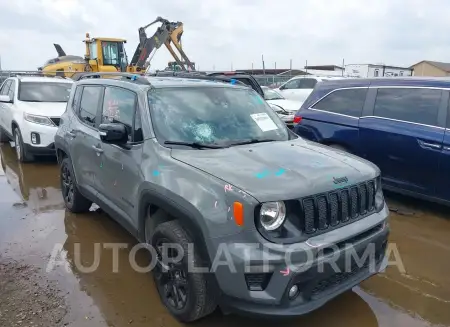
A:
[233,202,244,226]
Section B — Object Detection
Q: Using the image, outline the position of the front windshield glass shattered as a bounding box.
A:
[147,87,289,147]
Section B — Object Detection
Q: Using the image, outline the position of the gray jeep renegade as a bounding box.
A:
[55,72,389,322]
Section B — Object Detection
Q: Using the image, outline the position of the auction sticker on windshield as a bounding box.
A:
[250,113,278,132]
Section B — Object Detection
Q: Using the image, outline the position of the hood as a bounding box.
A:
[267,99,302,113]
[171,139,378,202]
[22,102,67,118]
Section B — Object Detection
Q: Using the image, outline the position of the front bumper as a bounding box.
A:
[23,142,56,156]
[211,206,390,317]
[221,227,388,317]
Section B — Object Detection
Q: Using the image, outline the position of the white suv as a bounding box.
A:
[276,75,346,102]
[0,76,73,162]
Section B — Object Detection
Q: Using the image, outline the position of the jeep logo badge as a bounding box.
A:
[333,176,348,184]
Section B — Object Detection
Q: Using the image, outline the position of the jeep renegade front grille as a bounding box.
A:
[300,179,376,235]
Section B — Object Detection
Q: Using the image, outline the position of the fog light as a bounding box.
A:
[31,132,40,144]
[288,285,299,299]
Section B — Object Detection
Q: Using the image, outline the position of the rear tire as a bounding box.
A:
[149,220,218,322]
[14,128,34,162]
[60,156,92,213]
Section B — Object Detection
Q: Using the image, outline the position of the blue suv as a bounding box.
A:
[293,77,450,205]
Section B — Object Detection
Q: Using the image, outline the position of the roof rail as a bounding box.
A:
[150,71,247,86]
[0,71,70,79]
[73,72,151,85]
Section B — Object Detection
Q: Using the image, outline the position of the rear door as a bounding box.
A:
[295,78,318,102]
[359,87,446,196]
[4,80,16,135]
[0,80,12,132]
[436,95,450,201]
[69,85,104,195]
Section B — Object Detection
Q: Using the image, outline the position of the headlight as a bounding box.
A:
[24,113,54,126]
[260,201,286,231]
[374,176,384,212]
[269,103,284,114]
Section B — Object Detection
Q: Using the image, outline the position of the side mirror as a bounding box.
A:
[279,84,286,90]
[98,123,127,144]
[0,95,12,103]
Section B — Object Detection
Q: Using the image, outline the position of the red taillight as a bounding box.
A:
[293,116,302,124]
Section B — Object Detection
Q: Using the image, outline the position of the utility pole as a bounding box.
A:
[262,55,266,75]
[275,62,277,69]
[342,58,345,76]
[290,59,292,77]
[305,60,308,74]
[251,62,254,74]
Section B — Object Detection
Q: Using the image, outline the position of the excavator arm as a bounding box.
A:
[129,17,195,71]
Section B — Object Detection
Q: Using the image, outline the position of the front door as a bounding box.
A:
[95,86,144,227]
[359,87,447,196]
[67,85,104,195]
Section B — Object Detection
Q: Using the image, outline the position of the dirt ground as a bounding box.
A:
[0,143,449,327]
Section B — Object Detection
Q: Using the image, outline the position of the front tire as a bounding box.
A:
[60,156,92,213]
[14,128,34,162]
[0,127,9,143]
[149,220,218,322]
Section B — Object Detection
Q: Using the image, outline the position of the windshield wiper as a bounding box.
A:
[228,139,277,146]
[164,140,226,149]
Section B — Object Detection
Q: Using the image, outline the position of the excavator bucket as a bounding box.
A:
[53,44,66,57]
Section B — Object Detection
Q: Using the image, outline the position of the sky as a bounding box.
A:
[0,0,449,71]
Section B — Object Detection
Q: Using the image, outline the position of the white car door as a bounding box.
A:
[277,79,301,99]
[291,78,318,102]
[4,80,17,135]
[0,80,12,131]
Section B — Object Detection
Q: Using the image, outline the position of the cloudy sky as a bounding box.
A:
[0,0,449,71]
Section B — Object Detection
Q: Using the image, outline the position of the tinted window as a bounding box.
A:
[148,87,288,146]
[79,86,102,127]
[18,82,71,102]
[299,78,317,89]
[374,88,441,126]
[0,80,11,96]
[102,87,136,141]
[312,88,367,117]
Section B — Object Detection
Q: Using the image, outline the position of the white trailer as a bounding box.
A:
[344,64,413,78]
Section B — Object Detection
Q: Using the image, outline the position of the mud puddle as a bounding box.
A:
[0,144,449,327]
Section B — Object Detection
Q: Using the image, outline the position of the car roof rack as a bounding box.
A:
[0,71,70,79]
[73,72,151,85]
[150,71,248,86]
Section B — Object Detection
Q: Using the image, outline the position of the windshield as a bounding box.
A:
[148,87,289,147]
[18,82,72,102]
[263,88,284,100]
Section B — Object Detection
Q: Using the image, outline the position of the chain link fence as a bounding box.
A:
[252,75,294,88]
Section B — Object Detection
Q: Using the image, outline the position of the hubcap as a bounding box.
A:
[153,238,188,310]
[15,133,21,160]
[61,163,74,205]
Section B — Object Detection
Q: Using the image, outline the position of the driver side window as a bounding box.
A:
[101,86,137,142]
[102,42,119,66]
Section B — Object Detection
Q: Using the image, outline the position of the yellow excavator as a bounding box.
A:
[39,16,195,78]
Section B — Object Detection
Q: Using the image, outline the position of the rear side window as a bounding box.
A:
[374,88,441,126]
[299,78,317,89]
[312,88,367,117]
[79,86,102,127]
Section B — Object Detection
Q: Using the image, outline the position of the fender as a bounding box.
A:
[137,181,213,265]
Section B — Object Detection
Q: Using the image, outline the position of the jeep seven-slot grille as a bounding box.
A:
[301,180,376,234]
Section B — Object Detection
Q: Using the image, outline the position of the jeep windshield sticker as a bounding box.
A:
[250,113,278,132]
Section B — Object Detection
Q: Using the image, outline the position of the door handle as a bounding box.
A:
[418,139,441,150]
[92,145,104,153]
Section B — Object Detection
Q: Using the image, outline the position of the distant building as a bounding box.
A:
[344,64,413,78]
[410,60,450,77]
[304,65,344,72]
